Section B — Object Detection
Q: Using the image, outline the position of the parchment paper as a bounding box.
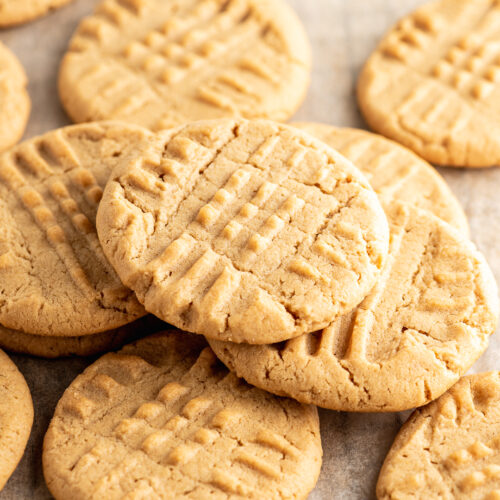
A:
[0,1,498,498]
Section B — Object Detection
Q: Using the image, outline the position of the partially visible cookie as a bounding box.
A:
[293,123,469,236]
[377,372,500,499]
[0,0,73,27]
[0,348,33,491]
[59,0,311,130]
[0,315,166,359]
[97,119,389,344]
[43,331,322,500]
[210,202,499,412]
[0,122,151,336]
[0,42,30,153]
[358,0,500,167]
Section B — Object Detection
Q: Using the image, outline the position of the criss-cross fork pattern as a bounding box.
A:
[110,121,384,342]
[60,346,304,498]
[0,127,105,298]
[64,0,304,129]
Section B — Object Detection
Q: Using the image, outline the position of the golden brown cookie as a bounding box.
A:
[0,42,30,153]
[0,0,73,27]
[43,331,322,499]
[96,118,389,344]
[209,202,499,412]
[0,122,150,336]
[0,315,166,359]
[0,348,33,491]
[377,372,500,499]
[358,0,500,167]
[58,0,311,130]
[293,123,469,236]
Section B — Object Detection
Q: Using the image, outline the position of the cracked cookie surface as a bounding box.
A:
[43,330,322,500]
[59,0,311,130]
[358,0,500,167]
[377,372,500,499]
[293,123,469,236]
[209,202,499,411]
[0,42,30,153]
[0,0,73,26]
[0,348,33,491]
[0,122,149,336]
[0,315,165,359]
[96,119,389,344]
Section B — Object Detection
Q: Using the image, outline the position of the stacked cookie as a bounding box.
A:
[86,116,498,416]
[1,0,500,498]
[0,122,170,360]
[37,112,498,498]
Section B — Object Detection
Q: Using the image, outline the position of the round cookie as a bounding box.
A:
[377,372,500,499]
[0,42,30,153]
[0,122,151,336]
[43,331,322,500]
[209,202,499,412]
[293,123,469,236]
[0,348,33,491]
[358,0,500,168]
[58,0,311,130]
[0,315,166,359]
[0,0,73,27]
[96,118,389,344]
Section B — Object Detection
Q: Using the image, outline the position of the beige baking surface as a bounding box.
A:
[0,0,498,498]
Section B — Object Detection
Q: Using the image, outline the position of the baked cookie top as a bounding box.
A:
[0,0,73,27]
[0,42,30,153]
[358,0,500,167]
[43,331,322,500]
[293,123,469,236]
[59,0,311,129]
[97,119,389,344]
[210,202,499,412]
[0,122,149,336]
[377,372,500,499]
[0,348,33,491]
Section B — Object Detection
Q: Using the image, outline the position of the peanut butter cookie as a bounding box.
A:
[0,122,150,336]
[358,0,500,167]
[0,348,33,491]
[97,119,389,344]
[210,203,499,411]
[377,372,500,499]
[43,331,322,499]
[0,42,30,153]
[59,0,311,129]
[0,315,165,359]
